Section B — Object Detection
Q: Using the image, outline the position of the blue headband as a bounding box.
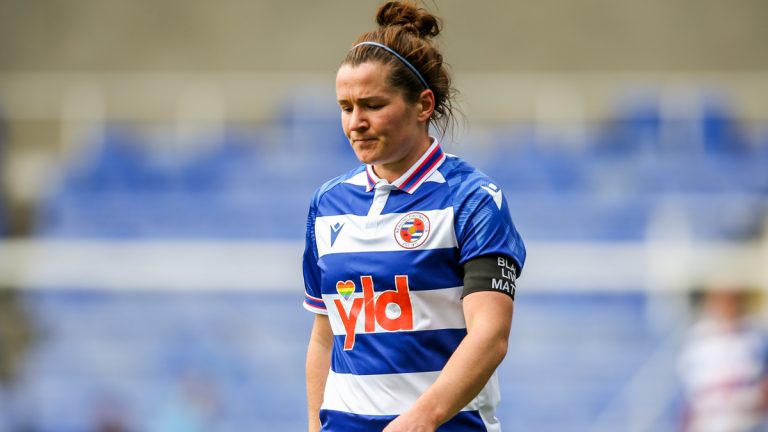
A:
[351,41,430,90]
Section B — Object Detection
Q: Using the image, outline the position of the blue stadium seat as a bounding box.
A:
[15,290,673,432]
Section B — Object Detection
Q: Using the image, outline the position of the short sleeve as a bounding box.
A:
[455,181,526,275]
[302,193,327,315]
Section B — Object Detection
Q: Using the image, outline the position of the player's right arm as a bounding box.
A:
[306,314,333,432]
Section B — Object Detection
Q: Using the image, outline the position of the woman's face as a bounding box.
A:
[336,61,432,176]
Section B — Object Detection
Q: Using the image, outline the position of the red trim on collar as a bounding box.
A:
[364,141,445,194]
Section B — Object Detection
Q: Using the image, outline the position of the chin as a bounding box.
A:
[352,150,379,165]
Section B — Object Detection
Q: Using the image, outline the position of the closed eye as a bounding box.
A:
[365,99,388,110]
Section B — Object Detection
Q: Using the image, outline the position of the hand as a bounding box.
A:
[383,411,437,432]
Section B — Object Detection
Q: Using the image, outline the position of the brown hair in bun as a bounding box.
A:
[342,1,458,138]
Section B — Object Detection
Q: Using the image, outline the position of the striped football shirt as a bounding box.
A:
[303,141,526,431]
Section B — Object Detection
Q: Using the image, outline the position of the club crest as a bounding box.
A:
[394,212,431,249]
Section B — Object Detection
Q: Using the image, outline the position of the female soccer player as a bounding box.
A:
[303,2,526,431]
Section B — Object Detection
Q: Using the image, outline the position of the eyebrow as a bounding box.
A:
[337,96,388,105]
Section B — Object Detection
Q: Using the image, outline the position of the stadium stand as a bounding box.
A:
[1,90,765,431]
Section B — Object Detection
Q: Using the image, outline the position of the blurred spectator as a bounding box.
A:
[0,289,36,385]
[678,287,768,432]
[0,289,37,432]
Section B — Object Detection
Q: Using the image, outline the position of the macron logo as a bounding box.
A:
[480,183,503,210]
[330,222,345,247]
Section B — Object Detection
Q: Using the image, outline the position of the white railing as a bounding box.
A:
[1,239,765,292]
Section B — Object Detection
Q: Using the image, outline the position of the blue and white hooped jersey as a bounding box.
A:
[303,141,526,431]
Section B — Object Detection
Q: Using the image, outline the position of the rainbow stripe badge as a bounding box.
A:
[336,280,355,300]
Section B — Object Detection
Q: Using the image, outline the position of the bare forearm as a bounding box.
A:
[384,292,513,432]
[306,315,332,432]
[412,329,508,425]
[306,342,329,430]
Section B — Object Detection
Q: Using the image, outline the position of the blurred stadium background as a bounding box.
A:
[1,1,767,431]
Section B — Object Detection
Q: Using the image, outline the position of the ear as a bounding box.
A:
[416,89,435,124]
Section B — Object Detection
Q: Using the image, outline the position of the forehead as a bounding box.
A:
[335,62,396,99]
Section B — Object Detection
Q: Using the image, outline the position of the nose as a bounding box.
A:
[347,107,368,133]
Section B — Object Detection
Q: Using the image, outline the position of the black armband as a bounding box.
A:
[462,255,517,300]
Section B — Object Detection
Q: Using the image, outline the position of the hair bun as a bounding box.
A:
[376,1,441,39]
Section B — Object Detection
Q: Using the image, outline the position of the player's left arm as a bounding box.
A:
[385,180,523,431]
[384,289,513,431]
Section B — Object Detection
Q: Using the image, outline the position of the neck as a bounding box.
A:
[373,136,432,183]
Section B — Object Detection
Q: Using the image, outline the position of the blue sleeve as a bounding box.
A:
[455,180,526,275]
[302,191,327,314]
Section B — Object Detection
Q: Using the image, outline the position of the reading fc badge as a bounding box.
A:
[395,212,431,249]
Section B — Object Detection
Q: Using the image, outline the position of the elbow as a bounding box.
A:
[489,334,509,366]
[497,338,510,362]
[468,323,511,366]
